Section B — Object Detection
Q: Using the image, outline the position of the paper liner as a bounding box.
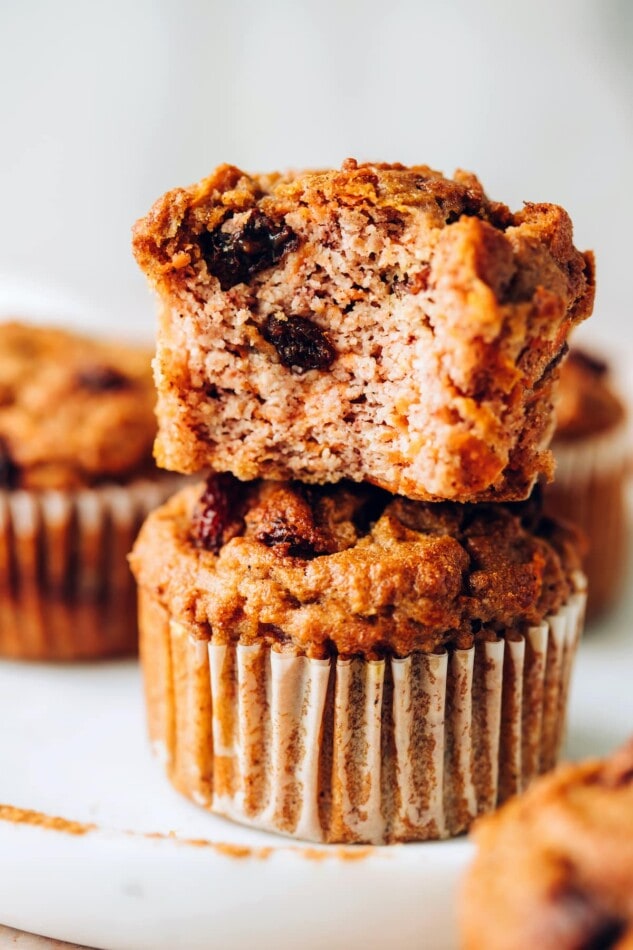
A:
[0,476,182,660]
[140,574,586,844]
[546,420,629,619]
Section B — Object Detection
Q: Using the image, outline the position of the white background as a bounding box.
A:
[1,0,632,353]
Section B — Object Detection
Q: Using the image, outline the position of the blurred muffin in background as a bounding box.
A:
[544,347,630,620]
[460,738,633,950]
[0,321,180,660]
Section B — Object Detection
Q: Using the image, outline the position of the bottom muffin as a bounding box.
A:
[131,477,586,844]
[460,739,633,949]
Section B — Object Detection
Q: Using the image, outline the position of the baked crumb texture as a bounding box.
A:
[133,160,595,502]
[460,739,633,950]
[132,480,587,843]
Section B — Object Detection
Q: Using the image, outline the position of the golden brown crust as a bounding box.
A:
[130,478,582,657]
[132,160,595,502]
[555,347,626,442]
[460,740,633,950]
[0,321,157,489]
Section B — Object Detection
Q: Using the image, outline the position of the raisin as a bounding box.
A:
[76,366,130,392]
[248,485,334,559]
[191,472,246,553]
[199,210,298,290]
[257,522,323,559]
[261,314,336,371]
[0,437,19,489]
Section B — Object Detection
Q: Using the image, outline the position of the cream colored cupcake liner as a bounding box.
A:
[0,476,183,660]
[547,419,629,619]
[140,572,586,845]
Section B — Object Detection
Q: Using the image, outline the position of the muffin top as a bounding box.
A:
[460,740,633,950]
[555,347,626,442]
[0,321,157,490]
[131,477,582,657]
[133,160,594,329]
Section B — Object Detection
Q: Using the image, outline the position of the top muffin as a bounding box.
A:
[0,322,157,490]
[133,159,595,502]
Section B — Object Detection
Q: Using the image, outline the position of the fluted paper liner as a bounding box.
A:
[0,476,182,660]
[141,575,586,844]
[546,420,629,619]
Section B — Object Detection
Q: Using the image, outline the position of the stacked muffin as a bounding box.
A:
[131,160,595,843]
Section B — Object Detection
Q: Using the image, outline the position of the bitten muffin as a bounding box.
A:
[544,347,629,620]
[132,159,595,503]
[0,321,181,660]
[460,738,633,950]
[130,477,586,844]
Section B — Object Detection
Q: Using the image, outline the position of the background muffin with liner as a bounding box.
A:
[0,321,181,660]
[544,346,630,620]
[460,738,633,950]
[131,475,586,844]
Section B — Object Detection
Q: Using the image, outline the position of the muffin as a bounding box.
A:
[132,159,595,503]
[0,321,181,660]
[544,347,629,620]
[130,476,586,844]
[460,738,633,949]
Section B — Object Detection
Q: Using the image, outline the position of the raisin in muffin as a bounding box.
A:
[544,347,629,620]
[130,477,586,844]
[0,321,181,660]
[460,739,633,950]
[132,159,595,503]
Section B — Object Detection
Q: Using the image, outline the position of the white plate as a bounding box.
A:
[0,544,631,950]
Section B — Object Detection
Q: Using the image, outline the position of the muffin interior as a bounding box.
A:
[133,160,595,500]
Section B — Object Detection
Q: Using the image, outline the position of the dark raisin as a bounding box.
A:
[553,885,625,950]
[567,347,609,377]
[76,366,130,392]
[257,521,323,559]
[199,209,298,290]
[0,437,19,489]
[350,484,390,535]
[191,472,246,553]
[248,485,334,559]
[261,314,336,371]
